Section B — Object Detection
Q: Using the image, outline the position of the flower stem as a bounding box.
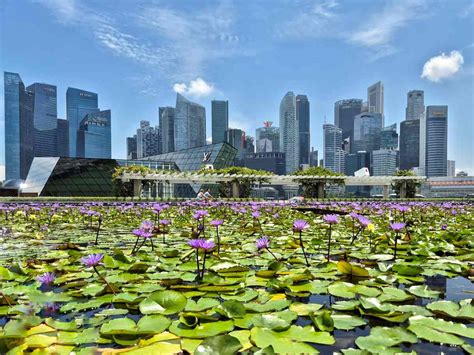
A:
[299,231,310,267]
[266,247,279,261]
[216,227,220,254]
[327,225,332,262]
[393,233,398,260]
[201,251,207,278]
[93,266,116,295]
[195,249,200,276]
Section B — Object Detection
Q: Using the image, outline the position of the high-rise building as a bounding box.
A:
[352,112,383,153]
[126,136,137,160]
[27,83,58,158]
[66,88,99,157]
[136,120,161,159]
[225,128,246,163]
[405,90,424,120]
[159,106,175,153]
[334,99,363,152]
[380,123,398,150]
[367,81,384,117]
[245,136,255,154]
[256,121,280,152]
[372,149,398,176]
[57,119,69,157]
[211,100,228,144]
[4,72,34,179]
[296,95,310,166]
[399,119,420,170]
[279,92,299,174]
[323,124,344,174]
[425,106,448,177]
[345,151,371,176]
[243,152,286,175]
[309,148,318,167]
[174,93,206,151]
[76,110,111,159]
[447,160,455,177]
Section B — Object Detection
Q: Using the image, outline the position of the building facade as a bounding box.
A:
[323,124,344,173]
[372,149,398,176]
[406,90,424,120]
[309,148,318,167]
[367,81,384,117]
[243,152,286,175]
[352,113,383,153]
[126,136,137,160]
[380,123,398,150]
[425,106,448,177]
[66,88,99,157]
[159,106,175,154]
[57,119,69,157]
[174,93,206,151]
[279,92,299,174]
[136,120,161,159]
[256,121,280,153]
[334,99,363,152]
[296,94,310,166]
[225,128,246,163]
[399,119,420,171]
[77,110,111,159]
[447,160,456,177]
[211,100,228,144]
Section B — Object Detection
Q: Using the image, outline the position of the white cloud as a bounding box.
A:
[173,78,214,98]
[34,0,77,23]
[459,3,474,18]
[421,50,464,82]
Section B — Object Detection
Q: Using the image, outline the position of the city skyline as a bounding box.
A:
[1,0,473,174]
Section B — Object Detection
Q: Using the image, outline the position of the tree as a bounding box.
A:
[391,170,420,198]
[292,166,344,198]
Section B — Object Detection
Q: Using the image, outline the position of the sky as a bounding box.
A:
[1,0,473,175]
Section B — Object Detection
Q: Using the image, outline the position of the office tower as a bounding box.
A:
[4,72,34,179]
[425,106,448,177]
[352,112,383,153]
[323,124,344,173]
[256,138,273,153]
[279,92,299,173]
[76,110,111,158]
[380,123,398,149]
[334,99,363,152]
[211,100,229,144]
[309,148,318,167]
[174,93,206,151]
[256,121,280,152]
[372,149,398,176]
[225,128,246,163]
[399,119,420,170]
[245,136,255,154]
[126,136,137,160]
[447,160,455,177]
[159,106,175,153]
[406,90,424,120]
[243,152,286,175]
[345,151,371,176]
[367,81,384,116]
[296,95,310,166]
[136,120,161,159]
[66,88,99,157]
[57,119,69,157]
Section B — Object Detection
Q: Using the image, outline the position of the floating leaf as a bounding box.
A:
[168,320,234,338]
[194,334,242,355]
[139,290,187,315]
[355,326,417,352]
[407,285,440,299]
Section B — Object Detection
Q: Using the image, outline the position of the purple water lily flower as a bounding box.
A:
[293,219,309,231]
[256,237,270,250]
[349,212,359,219]
[36,272,55,286]
[140,220,154,231]
[323,214,339,225]
[441,224,448,230]
[193,210,209,220]
[188,238,215,251]
[81,253,104,267]
[210,219,224,226]
[159,219,170,226]
[358,216,371,228]
[252,210,261,219]
[132,228,153,238]
[44,302,60,314]
[390,222,406,232]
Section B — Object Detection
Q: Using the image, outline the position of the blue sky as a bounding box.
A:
[1,0,473,174]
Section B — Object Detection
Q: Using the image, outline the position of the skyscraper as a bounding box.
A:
[4,72,34,179]
[380,123,398,150]
[334,99,363,152]
[27,83,58,158]
[372,149,398,176]
[159,106,175,153]
[174,93,206,151]
[126,136,137,160]
[352,112,383,153]
[245,136,255,154]
[425,106,448,177]
[447,160,456,177]
[309,148,318,167]
[225,128,246,163]
[296,95,310,166]
[256,121,280,153]
[323,124,344,174]
[57,119,69,157]
[367,81,384,117]
[76,110,111,159]
[406,90,424,120]
[66,88,99,157]
[399,119,420,170]
[136,120,161,159]
[279,92,299,174]
[211,100,228,144]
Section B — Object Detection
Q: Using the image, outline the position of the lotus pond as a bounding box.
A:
[0,200,473,354]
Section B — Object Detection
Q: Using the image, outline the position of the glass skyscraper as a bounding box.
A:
[4,72,34,179]
[399,119,420,170]
[225,128,246,163]
[175,93,206,151]
[66,87,99,157]
[367,81,384,117]
[334,99,363,153]
[136,120,161,159]
[279,92,299,174]
[76,110,111,159]
[296,95,310,166]
[406,90,424,120]
[57,119,69,157]
[159,106,175,153]
[352,113,383,153]
[425,106,448,177]
[256,121,280,153]
[212,100,228,144]
[323,123,344,174]
[380,123,399,150]
[27,83,58,158]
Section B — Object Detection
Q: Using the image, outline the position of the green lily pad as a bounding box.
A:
[332,314,367,330]
[168,320,234,338]
[355,326,417,352]
[139,290,187,315]
[426,299,474,320]
[194,334,242,354]
[407,285,440,299]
